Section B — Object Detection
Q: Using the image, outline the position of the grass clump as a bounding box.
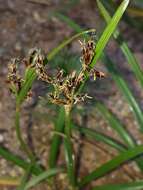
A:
[3,1,143,190]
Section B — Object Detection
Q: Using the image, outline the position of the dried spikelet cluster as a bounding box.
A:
[79,39,95,71]
[7,58,24,94]
[7,37,105,106]
[79,38,105,80]
[33,39,98,106]
[28,49,53,84]
[48,69,90,105]
[6,48,44,98]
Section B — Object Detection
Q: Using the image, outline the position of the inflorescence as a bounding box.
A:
[7,37,105,107]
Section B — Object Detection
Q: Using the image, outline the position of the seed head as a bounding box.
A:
[79,38,95,71]
[7,58,23,94]
[7,35,105,107]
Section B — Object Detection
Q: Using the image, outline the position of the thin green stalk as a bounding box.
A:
[47,29,95,61]
[49,107,65,168]
[15,103,38,189]
[24,167,64,190]
[15,103,35,162]
[0,147,43,175]
[64,105,76,189]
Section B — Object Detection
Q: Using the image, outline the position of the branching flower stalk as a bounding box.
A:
[7,33,105,189]
[7,55,39,188]
[32,37,104,188]
[7,58,34,162]
[6,50,49,188]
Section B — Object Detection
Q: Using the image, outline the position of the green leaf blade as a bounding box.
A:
[0,147,43,175]
[47,29,96,61]
[24,168,64,190]
[79,145,143,188]
[102,54,143,131]
[90,0,130,68]
[96,102,135,148]
[72,124,126,152]
[97,0,143,87]
[49,107,65,168]
[93,181,143,190]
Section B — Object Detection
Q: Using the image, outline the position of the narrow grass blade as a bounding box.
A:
[64,107,76,187]
[73,124,143,171]
[15,105,35,161]
[93,180,143,190]
[64,138,76,187]
[79,145,143,188]
[90,0,129,68]
[102,54,143,131]
[0,147,43,175]
[97,0,143,87]
[54,12,82,33]
[47,28,95,61]
[24,168,64,190]
[96,102,143,170]
[101,0,143,32]
[96,102,135,148]
[49,107,65,168]
[72,124,126,152]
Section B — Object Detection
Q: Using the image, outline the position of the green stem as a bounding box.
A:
[64,105,72,137]
[15,103,35,162]
[49,107,65,168]
[64,105,77,189]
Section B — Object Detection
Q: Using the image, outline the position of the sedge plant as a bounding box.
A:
[3,0,143,189]
[7,32,104,189]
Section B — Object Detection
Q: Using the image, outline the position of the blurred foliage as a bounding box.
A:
[51,49,80,73]
[103,0,143,31]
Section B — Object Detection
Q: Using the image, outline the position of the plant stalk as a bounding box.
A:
[15,102,35,162]
[64,105,77,189]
